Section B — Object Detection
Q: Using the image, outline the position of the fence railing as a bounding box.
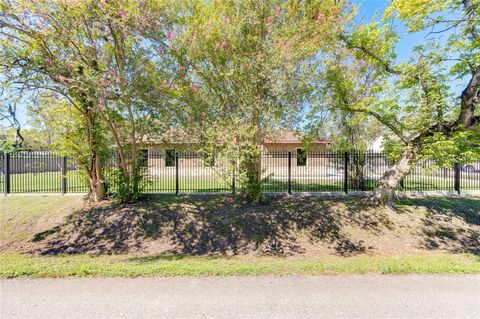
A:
[1,150,479,195]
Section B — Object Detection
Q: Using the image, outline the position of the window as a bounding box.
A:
[165,149,176,167]
[297,148,307,166]
[139,149,149,167]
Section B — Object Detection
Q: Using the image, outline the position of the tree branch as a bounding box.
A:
[456,66,480,128]
[339,34,401,76]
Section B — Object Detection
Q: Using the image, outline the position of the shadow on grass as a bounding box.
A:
[30,195,392,257]
[397,197,480,225]
[397,196,480,255]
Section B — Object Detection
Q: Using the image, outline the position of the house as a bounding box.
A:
[141,130,330,170]
[262,131,330,167]
[368,135,385,152]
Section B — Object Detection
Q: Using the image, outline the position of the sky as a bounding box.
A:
[354,0,431,61]
[1,0,453,129]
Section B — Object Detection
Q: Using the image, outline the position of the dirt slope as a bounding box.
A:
[0,195,479,257]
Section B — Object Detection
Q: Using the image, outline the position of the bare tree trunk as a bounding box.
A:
[81,102,107,202]
[92,152,106,200]
[84,151,106,201]
[368,145,419,207]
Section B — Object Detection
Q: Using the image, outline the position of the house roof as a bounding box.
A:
[142,129,195,145]
[263,131,330,144]
[142,129,329,145]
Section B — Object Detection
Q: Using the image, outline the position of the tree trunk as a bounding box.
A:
[349,151,366,191]
[240,146,262,202]
[89,176,106,201]
[368,145,419,207]
[86,152,106,201]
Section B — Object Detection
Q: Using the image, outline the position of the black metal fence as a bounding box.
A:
[1,150,479,195]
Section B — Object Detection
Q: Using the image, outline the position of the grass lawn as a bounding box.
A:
[1,194,479,277]
[1,254,479,278]
[2,171,478,193]
[1,171,89,193]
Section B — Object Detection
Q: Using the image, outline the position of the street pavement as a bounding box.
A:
[1,275,479,319]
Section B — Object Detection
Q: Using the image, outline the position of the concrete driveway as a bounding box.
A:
[1,275,479,319]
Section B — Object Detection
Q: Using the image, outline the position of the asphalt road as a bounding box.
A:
[1,275,479,319]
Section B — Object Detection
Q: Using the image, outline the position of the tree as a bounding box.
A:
[0,97,23,150]
[317,0,480,206]
[169,0,343,201]
[27,93,112,194]
[0,0,177,201]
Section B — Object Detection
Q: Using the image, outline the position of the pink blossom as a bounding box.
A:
[218,41,227,49]
[275,7,281,16]
[179,65,186,71]
[278,40,289,49]
[118,9,126,18]
[57,75,67,84]
[243,63,249,69]
[45,57,52,67]
[316,13,324,21]
[224,17,230,24]
[191,84,200,93]
[99,0,106,6]
[166,30,175,40]
[266,16,273,25]
[100,77,110,85]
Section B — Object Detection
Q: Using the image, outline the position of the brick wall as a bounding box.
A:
[146,143,328,170]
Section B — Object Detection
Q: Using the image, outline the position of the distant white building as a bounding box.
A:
[368,136,385,152]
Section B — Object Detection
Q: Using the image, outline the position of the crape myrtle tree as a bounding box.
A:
[169,0,347,201]
[28,92,111,180]
[317,0,480,206]
[0,0,177,201]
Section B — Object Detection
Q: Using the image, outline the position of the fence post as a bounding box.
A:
[454,163,460,194]
[232,163,236,195]
[344,151,349,194]
[4,153,10,195]
[175,152,179,195]
[61,156,67,195]
[287,151,292,195]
